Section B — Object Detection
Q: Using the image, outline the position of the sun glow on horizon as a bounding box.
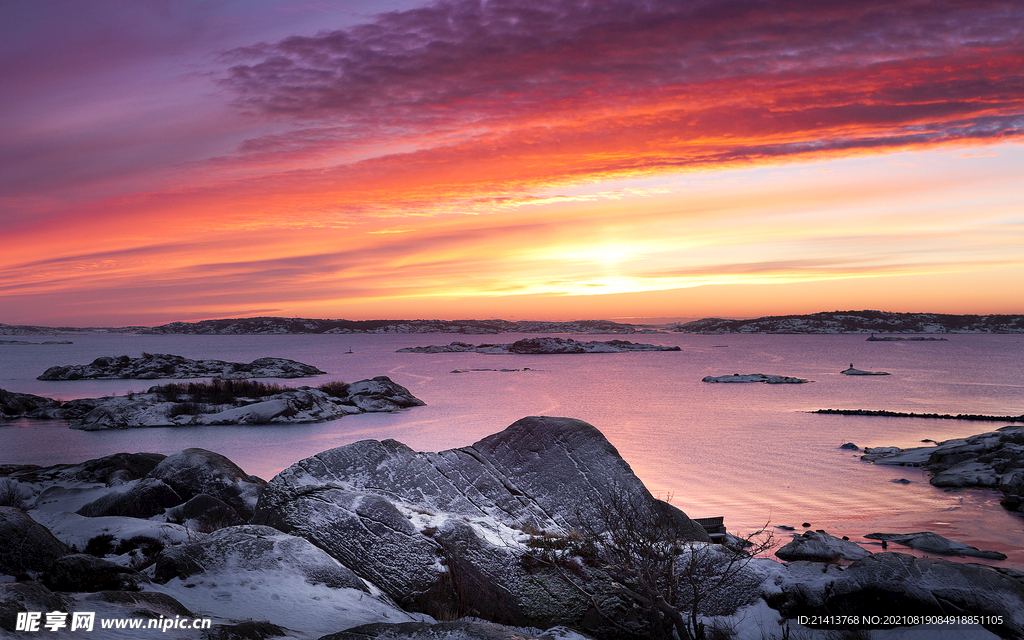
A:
[2,1,1023,325]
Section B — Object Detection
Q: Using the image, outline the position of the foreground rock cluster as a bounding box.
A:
[37,353,325,380]
[2,418,1023,639]
[0,376,423,430]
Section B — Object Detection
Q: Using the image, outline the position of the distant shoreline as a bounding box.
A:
[3,310,1023,335]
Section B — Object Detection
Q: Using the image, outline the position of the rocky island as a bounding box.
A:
[702,373,810,384]
[37,353,326,381]
[840,364,890,375]
[0,377,423,430]
[861,425,1024,514]
[397,337,681,354]
[2,417,1022,639]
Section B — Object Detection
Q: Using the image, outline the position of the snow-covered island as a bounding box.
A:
[702,373,810,384]
[397,337,681,354]
[37,353,326,381]
[0,377,423,430]
[2,417,1022,639]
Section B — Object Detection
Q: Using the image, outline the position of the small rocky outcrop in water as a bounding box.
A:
[861,425,1024,513]
[0,388,61,418]
[57,376,424,430]
[37,353,325,380]
[864,532,1007,560]
[775,530,871,562]
[397,337,680,354]
[702,373,810,384]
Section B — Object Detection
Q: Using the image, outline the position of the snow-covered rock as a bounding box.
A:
[0,388,60,418]
[75,477,183,519]
[147,449,265,521]
[863,532,1007,560]
[60,376,424,430]
[43,554,150,592]
[0,507,68,575]
[771,552,1024,638]
[37,354,326,380]
[153,525,367,592]
[702,373,810,384]
[320,620,596,640]
[775,530,871,562]
[252,416,708,627]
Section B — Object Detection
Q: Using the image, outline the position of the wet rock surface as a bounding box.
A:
[864,532,1007,560]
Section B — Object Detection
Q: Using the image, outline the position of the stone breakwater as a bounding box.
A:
[37,353,326,380]
[815,408,1024,422]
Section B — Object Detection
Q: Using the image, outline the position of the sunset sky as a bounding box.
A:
[2,0,1023,326]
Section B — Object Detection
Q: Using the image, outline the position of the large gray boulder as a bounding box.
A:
[772,552,1024,638]
[75,477,183,518]
[43,554,150,592]
[252,416,707,625]
[147,448,265,520]
[153,525,366,591]
[0,582,68,632]
[0,507,68,575]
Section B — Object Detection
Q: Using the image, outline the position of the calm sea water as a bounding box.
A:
[2,332,1023,567]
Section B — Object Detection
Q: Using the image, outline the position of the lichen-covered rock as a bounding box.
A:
[252,416,707,626]
[0,507,69,575]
